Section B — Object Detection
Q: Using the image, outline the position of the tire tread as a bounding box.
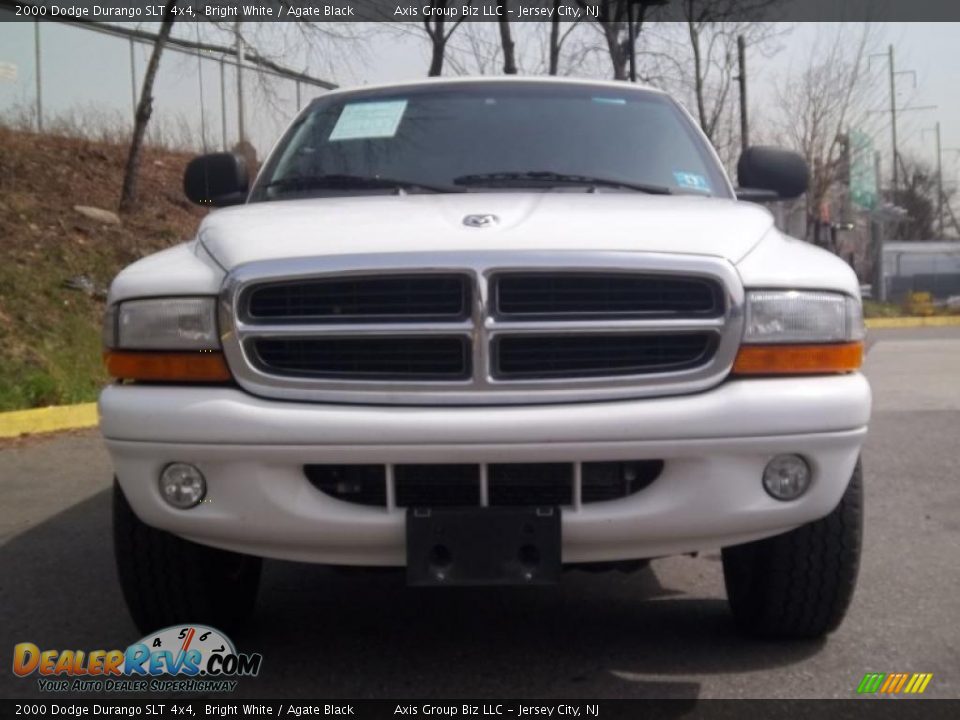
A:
[722,459,863,639]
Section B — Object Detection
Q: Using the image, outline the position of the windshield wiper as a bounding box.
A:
[263,173,461,195]
[453,171,674,195]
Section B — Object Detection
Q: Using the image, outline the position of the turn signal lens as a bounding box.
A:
[104,351,232,382]
[732,342,863,375]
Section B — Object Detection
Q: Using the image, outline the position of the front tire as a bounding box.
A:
[113,479,262,634]
[722,459,863,639]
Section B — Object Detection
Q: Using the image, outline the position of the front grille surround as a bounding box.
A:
[219,252,744,405]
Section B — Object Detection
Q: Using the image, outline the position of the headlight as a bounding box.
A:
[102,298,231,382]
[105,297,219,350]
[733,290,864,376]
[743,291,864,344]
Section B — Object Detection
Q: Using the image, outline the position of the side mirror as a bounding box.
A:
[183,152,248,207]
[736,146,809,201]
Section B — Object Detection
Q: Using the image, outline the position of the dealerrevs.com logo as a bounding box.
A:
[12,625,262,693]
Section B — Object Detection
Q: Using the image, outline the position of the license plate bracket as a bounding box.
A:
[406,506,561,586]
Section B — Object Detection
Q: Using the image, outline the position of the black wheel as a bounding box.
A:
[113,479,262,634]
[722,458,863,639]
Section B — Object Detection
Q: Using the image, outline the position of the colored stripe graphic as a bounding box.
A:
[858,672,932,695]
[857,673,885,693]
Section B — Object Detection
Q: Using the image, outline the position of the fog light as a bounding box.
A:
[762,454,811,501]
[159,463,206,509]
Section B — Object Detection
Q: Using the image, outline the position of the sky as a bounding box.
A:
[0,19,957,194]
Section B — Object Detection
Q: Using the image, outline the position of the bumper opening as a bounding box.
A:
[304,460,664,509]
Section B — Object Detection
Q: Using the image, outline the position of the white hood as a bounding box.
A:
[198,193,775,270]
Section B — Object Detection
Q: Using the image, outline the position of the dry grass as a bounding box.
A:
[0,125,206,410]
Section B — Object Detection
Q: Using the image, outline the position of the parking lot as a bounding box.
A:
[1,327,958,700]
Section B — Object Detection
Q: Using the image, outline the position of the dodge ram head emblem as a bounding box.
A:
[463,214,499,228]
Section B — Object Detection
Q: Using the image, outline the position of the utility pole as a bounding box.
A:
[887,45,898,196]
[737,34,749,153]
[34,21,42,132]
[923,122,943,239]
[872,151,886,302]
[869,46,932,200]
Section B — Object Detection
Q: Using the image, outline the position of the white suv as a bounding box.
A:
[101,78,869,639]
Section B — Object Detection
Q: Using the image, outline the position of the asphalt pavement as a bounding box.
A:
[1,327,958,700]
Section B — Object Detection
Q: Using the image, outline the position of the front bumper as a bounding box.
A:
[100,374,870,565]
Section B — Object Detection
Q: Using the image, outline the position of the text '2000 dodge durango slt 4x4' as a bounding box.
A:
[100,78,870,640]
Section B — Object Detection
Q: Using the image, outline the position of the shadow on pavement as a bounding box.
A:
[0,489,824,699]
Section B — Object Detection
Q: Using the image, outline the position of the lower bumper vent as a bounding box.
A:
[305,460,663,508]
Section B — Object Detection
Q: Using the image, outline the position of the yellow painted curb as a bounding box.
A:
[866,316,960,329]
[0,403,98,439]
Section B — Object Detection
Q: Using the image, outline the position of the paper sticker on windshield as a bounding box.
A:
[673,171,711,193]
[329,100,408,141]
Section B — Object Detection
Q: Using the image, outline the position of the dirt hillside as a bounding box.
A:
[0,127,207,410]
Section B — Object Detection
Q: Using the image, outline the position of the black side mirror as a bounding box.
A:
[736,146,809,201]
[183,152,248,207]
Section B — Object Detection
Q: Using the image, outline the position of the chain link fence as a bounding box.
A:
[0,16,335,159]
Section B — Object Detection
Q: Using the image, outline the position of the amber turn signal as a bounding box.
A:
[104,351,232,382]
[732,342,864,376]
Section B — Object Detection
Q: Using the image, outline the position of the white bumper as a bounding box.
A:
[100,375,870,565]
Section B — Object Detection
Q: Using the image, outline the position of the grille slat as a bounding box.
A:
[495,333,714,379]
[395,465,480,507]
[496,274,722,318]
[247,275,470,321]
[252,337,470,380]
[488,464,573,506]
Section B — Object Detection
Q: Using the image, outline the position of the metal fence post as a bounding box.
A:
[34,21,42,131]
[129,37,137,125]
[220,59,227,150]
[235,22,245,144]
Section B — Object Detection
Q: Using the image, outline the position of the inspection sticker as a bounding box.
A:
[673,171,711,193]
[329,100,408,141]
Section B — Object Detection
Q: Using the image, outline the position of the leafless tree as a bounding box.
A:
[673,2,781,144]
[547,1,585,75]
[445,24,502,75]
[889,155,956,240]
[575,0,669,81]
[118,18,361,212]
[118,0,177,214]
[769,24,879,241]
[418,1,473,76]
[497,0,518,74]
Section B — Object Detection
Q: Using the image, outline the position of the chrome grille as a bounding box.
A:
[220,252,744,405]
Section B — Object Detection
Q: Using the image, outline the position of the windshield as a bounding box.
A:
[250,82,732,202]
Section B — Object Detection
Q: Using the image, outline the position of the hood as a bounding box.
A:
[198,193,775,270]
